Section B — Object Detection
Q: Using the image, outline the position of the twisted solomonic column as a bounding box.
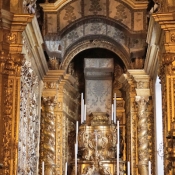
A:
[41,97,56,175]
[135,96,149,175]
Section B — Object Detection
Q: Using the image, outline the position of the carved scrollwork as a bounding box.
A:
[78,124,122,161]
[81,164,112,175]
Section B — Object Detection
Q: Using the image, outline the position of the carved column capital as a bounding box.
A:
[135,96,149,105]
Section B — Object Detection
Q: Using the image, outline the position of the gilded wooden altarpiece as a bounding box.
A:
[41,71,79,175]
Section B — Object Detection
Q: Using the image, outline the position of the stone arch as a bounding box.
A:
[60,38,131,71]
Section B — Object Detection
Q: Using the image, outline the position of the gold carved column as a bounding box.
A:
[0,5,33,174]
[41,70,63,175]
[128,70,153,175]
[146,12,175,175]
[159,53,175,174]
[119,73,138,175]
[135,96,149,175]
[41,96,56,175]
[41,71,78,175]
[120,70,154,175]
[56,74,78,175]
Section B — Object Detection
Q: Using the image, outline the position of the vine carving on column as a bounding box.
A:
[41,96,56,175]
[135,96,149,175]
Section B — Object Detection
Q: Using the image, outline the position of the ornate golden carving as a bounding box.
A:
[0,51,23,76]
[171,33,175,43]
[57,114,63,175]
[162,53,175,65]
[1,78,14,175]
[119,74,138,175]
[44,82,59,89]
[4,32,17,44]
[41,96,57,175]
[135,96,149,175]
[70,112,125,175]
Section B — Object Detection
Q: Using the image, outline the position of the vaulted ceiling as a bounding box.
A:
[38,0,150,70]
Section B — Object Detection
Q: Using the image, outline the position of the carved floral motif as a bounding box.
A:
[63,5,76,23]
[89,0,102,15]
[2,79,14,175]
[18,59,39,174]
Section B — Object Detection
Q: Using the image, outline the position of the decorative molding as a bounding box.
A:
[60,39,130,70]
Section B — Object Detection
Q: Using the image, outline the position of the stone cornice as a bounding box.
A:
[12,14,34,31]
[128,69,150,97]
[128,69,150,82]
